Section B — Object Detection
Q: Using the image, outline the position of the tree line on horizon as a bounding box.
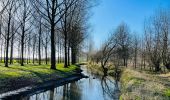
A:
[88,9,170,75]
[0,0,93,69]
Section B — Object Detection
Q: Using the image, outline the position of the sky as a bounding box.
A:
[89,0,170,49]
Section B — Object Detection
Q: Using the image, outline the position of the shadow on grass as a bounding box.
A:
[8,66,73,82]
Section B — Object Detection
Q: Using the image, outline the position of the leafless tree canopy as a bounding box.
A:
[0,0,93,68]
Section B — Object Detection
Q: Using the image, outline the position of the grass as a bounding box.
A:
[165,89,170,97]
[0,63,79,93]
[0,63,78,78]
[120,68,170,100]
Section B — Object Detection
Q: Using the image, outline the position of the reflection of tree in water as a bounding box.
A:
[62,84,67,100]
[29,89,51,100]
[61,82,81,100]
[69,82,81,100]
[101,76,120,100]
[49,88,54,100]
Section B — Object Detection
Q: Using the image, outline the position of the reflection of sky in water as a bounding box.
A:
[25,66,120,100]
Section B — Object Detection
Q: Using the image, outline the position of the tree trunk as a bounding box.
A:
[4,40,6,64]
[155,63,161,72]
[64,40,67,67]
[5,39,9,67]
[5,15,11,67]
[144,56,146,69]
[28,44,30,63]
[33,46,35,64]
[50,22,56,69]
[123,58,126,67]
[38,24,41,65]
[102,66,108,76]
[10,34,14,64]
[21,31,24,66]
[71,48,76,65]
[57,35,60,64]
[45,47,48,65]
[134,50,137,69]
[67,46,70,66]
[58,44,60,64]
[60,41,62,63]
[1,42,3,63]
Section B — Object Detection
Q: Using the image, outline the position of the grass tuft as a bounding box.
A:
[165,89,170,97]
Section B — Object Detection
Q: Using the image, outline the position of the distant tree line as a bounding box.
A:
[0,0,93,69]
[89,9,170,75]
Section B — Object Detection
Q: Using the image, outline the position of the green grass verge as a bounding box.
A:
[0,63,79,93]
[0,63,78,79]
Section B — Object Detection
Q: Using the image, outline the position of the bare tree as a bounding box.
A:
[32,34,37,64]
[59,0,83,67]
[42,28,50,65]
[132,34,139,68]
[9,20,15,64]
[98,33,117,76]
[1,0,19,67]
[69,0,91,65]
[30,0,79,69]
[159,10,170,70]
[17,0,32,66]
[144,11,163,72]
[38,17,42,65]
[114,23,131,67]
[139,36,146,69]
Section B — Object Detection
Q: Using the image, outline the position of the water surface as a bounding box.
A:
[20,65,120,100]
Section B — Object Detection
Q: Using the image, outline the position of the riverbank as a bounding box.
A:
[120,68,170,100]
[0,63,81,95]
[87,63,119,77]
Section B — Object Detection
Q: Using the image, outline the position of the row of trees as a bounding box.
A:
[89,9,170,75]
[0,0,92,69]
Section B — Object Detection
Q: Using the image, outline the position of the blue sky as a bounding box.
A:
[89,0,170,49]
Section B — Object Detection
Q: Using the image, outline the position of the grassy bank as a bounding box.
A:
[87,63,118,77]
[0,63,79,94]
[120,68,170,100]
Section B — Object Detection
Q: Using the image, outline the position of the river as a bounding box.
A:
[8,65,120,100]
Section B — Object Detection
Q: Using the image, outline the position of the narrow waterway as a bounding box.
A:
[14,65,120,100]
